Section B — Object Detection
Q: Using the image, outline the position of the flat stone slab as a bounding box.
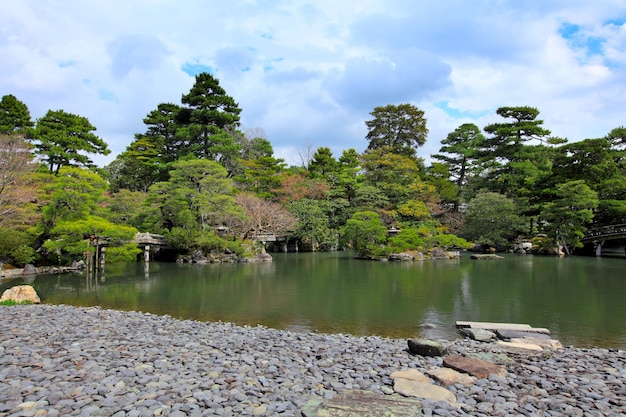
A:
[301,390,422,417]
[460,328,497,342]
[496,329,552,340]
[390,369,430,383]
[425,368,477,386]
[510,336,563,350]
[393,379,457,404]
[456,321,551,335]
[495,341,543,352]
[443,355,507,379]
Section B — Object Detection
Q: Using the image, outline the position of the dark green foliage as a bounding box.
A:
[540,180,599,248]
[0,94,34,134]
[29,110,110,174]
[365,103,428,157]
[341,211,388,258]
[461,192,526,249]
[0,228,37,267]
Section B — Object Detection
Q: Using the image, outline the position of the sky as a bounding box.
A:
[2,1,626,167]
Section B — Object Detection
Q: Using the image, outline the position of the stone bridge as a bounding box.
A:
[581,224,626,256]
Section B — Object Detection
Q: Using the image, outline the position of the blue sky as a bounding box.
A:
[2,1,626,166]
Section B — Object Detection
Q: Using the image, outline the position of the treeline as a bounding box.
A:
[1,73,624,267]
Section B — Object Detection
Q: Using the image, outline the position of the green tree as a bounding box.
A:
[365,103,428,157]
[540,180,599,249]
[235,156,286,198]
[146,159,244,234]
[308,147,338,180]
[481,106,556,195]
[178,73,242,171]
[289,199,336,250]
[39,167,138,264]
[341,211,388,258]
[41,167,109,229]
[44,216,139,263]
[424,163,458,206]
[29,110,110,174]
[433,123,485,206]
[361,147,436,207]
[550,136,626,224]
[461,192,526,249]
[0,94,34,134]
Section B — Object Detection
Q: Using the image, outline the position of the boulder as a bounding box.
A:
[388,253,414,261]
[301,389,422,417]
[443,355,507,379]
[430,248,449,259]
[407,338,447,357]
[0,285,41,304]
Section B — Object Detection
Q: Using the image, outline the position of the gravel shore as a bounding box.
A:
[1,305,624,416]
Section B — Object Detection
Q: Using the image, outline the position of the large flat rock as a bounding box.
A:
[443,355,507,379]
[301,390,422,417]
[456,321,551,335]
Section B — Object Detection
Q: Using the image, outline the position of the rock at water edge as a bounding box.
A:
[407,339,447,357]
[0,285,41,304]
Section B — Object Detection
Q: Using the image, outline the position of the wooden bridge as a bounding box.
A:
[134,232,169,261]
[581,224,626,256]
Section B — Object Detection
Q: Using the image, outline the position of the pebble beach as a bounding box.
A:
[1,305,625,416]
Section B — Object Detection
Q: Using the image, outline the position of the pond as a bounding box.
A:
[3,252,625,349]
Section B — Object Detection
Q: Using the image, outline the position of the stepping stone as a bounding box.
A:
[443,355,507,379]
[393,378,457,404]
[495,329,552,340]
[390,368,458,405]
[495,341,543,352]
[425,368,477,386]
[301,389,422,417]
[407,339,447,357]
[510,337,562,350]
[460,328,496,342]
[456,321,551,335]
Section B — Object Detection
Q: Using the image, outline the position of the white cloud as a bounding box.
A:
[1,0,626,168]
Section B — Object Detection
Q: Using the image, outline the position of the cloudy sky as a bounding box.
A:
[2,1,626,167]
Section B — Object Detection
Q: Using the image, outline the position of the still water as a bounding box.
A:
[4,252,625,349]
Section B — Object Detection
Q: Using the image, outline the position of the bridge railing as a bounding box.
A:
[583,224,626,241]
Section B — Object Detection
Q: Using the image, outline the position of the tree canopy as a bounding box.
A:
[29,110,110,174]
[365,103,428,158]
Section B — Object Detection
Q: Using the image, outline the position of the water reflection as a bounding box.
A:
[2,253,625,349]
